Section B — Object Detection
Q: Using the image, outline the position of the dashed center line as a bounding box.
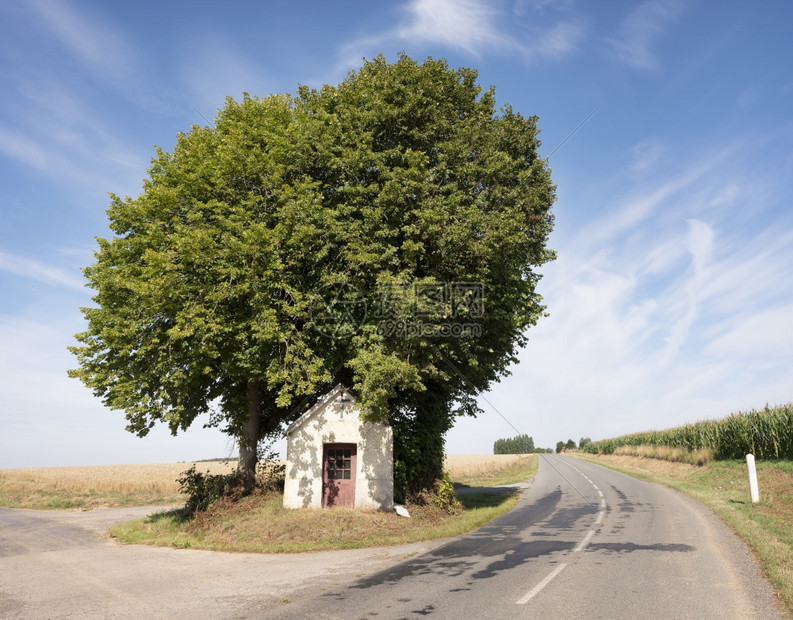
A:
[516,461,608,605]
[573,529,596,552]
[595,511,604,525]
[516,563,568,605]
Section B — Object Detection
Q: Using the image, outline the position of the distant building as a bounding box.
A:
[283,384,394,510]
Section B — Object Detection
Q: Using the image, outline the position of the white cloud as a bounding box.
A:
[705,304,793,361]
[26,0,136,83]
[397,0,505,56]
[0,126,54,172]
[0,250,86,292]
[450,134,793,451]
[630,139,666,174]
[603,0,685,70]
[0,75,148,196]
[0,315,233,468]
[658,219,713,365]
[582,145,735,248]
[700,225,793,318]
[0,3,161,198]
[336,0,584,71]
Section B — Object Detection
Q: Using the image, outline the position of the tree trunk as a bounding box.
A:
[238,379,262,494]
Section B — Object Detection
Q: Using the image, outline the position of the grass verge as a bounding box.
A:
[576,453,793,616]
[611,444,714,466]
[109,456,538,553]
[110,489,521,553]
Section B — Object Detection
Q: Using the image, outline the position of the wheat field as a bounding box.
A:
[0,455,525,510]
[0,461,236,495]
[444,454,528,478]
[0,461,237,509]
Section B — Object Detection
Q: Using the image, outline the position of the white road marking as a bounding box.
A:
[573,529,596,552]
[516,563,568,605]
[518,458,609,605]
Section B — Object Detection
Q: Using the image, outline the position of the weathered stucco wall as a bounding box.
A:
[283,387,393,510]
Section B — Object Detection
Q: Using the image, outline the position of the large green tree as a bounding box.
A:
[69,54,555,496]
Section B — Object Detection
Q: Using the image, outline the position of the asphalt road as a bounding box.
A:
[0,455,786,619]
[271,455,787,619]
[0,505,445,619]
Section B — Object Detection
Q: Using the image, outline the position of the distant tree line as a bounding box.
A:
[493,435,593,454]
[493,434,552,454]
[555,437,591,453]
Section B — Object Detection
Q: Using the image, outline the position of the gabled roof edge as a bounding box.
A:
[285,383,354,435]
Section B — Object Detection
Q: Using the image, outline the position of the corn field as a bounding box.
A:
[582,403,793,460]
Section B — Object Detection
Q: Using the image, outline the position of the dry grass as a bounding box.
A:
[112,488,521,553]
[582,453,701,478]
[447,454,538,488]
[0,461,236,509]
[611,444,714,466]
[110,454,536,554]
[0,455,528,511]
[444,454,529,479]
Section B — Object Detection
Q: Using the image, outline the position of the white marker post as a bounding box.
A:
[746,454,760,504]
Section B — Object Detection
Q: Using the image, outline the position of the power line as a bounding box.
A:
[441,353,524,438]
[547,105,600,160]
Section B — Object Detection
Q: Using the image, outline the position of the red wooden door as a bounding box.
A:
[323,444,356,508]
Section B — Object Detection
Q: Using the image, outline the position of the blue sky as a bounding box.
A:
[1,0,791,467]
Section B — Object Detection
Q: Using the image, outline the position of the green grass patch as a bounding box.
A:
[577,454,793,616]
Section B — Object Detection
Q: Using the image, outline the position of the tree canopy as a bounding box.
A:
[493,434,536,454]
[69,54,556,496]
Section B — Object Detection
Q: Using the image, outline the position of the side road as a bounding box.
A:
[0,505,448,619]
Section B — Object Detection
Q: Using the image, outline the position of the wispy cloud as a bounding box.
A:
[515,0,574,14]
[0,251,86,292]
[453,133,793,448]
[659,219,713,365]
[705,303,793,361]
[0,315,233,468]
[604,0,685,70]
[179,37,272,117]
[0,126,55,173]
[397,0,505,56]
[336,0,584,71]
[26,0,136,83]
[630,139,667,174]
[582,144,736,248]
[0,117,144,198]
[0,2,151,197]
